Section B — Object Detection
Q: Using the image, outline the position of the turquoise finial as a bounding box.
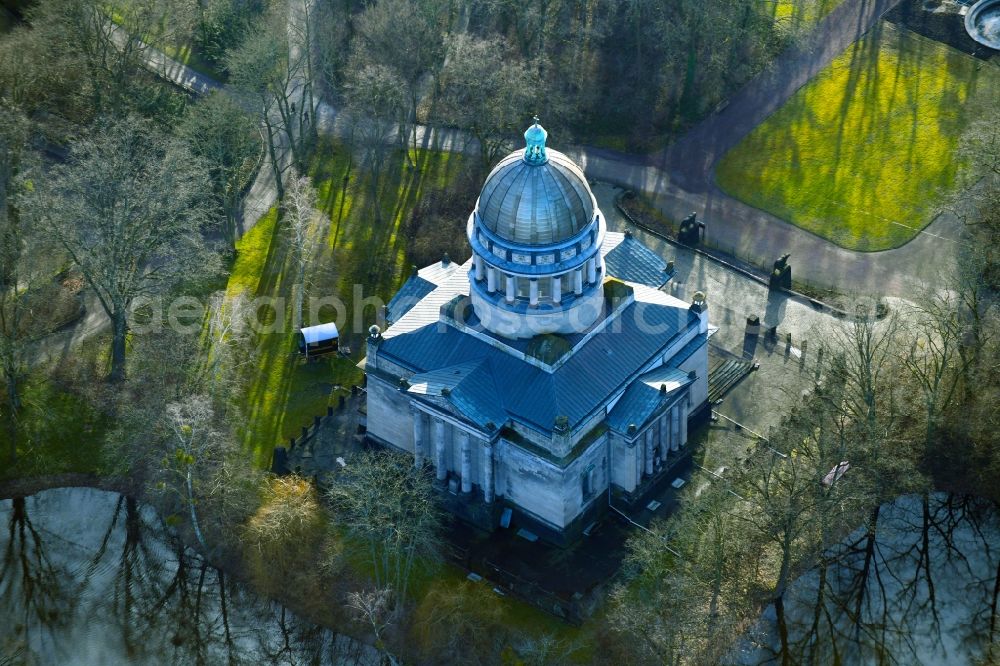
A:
[523,116,548,164]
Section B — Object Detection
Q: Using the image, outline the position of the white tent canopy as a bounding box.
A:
[299,322,340,345]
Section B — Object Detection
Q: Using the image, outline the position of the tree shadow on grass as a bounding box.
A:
[237,140,467,467]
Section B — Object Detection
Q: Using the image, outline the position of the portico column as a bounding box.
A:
[679,395,689,447]
[587,257,597,284]
[574,268,583,295]
[658,413,670,460]
[505,275,515,303]
[487,266,497,293]
[432,417,447,481]
[459,431,472,493]
[552,275,561,304]
[644,428,654,477]
[482,441,495,504]
[529,279,538,306]
[412,408,426,468]
[474,254,484,281]
[670,404,681,452]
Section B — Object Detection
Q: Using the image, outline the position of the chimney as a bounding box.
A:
[365,324,382,369]
[690,291,709,334]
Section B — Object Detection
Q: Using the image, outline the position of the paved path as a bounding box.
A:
[137,0,960,300]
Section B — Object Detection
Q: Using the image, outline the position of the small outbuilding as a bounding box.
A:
[297,322,339,359]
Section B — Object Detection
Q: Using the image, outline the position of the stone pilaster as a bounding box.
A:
[459,431,472,493]
[644,428,654,477]
[412,407,426,468]
[679,395,689,447]
[552,275,561,304]
[671,404,681,452]
[433,417,447,481]
[482,440,495,504]
[658,413,670,460]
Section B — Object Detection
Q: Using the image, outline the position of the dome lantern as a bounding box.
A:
[524,116,548,165]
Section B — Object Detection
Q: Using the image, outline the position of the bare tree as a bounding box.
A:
[900,295,966,457]
[343,63,408,208]
[160,397,225,553]
[351,0,445,158]
[346,587,397,659]
[25,116,217,382]
[435,34,540,171]
[179,91,263,246]
[227,3,309,197]
[282,171,322,330]
[312,0,351,98]
[195,291,257,405]
[326,449,443,607]
[24,0,198,115]
[0,108,33,463]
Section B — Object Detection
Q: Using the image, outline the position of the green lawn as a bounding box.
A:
[1,363,111,481]
[716,24,1000,251]
[770,0,841,30]
[229,141,466,467]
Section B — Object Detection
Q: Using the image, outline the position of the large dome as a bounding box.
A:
[476,124,595,246]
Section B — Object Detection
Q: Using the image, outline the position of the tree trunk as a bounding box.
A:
[187,466,211,555]
[264,116,285,201]
[109,311,128,382]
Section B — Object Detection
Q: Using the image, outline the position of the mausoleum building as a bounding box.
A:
[362,121,711,541]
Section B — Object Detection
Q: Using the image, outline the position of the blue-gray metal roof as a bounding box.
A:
[604,235,670,288]
[667,333,708,368]
[606,367,692,435]
[379,298,698,434]
[407,361,509,428]
[477,148,595,245]
[387,275,435,322]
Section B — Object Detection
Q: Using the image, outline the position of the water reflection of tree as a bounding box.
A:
[247,601,373,666]
[2,490,365,665]
[763,493,999,665]
[81,494,169,659]
[76,493,230,665]
[0,497,76,662]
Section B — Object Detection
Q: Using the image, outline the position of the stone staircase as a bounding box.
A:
[708,358,757,403]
